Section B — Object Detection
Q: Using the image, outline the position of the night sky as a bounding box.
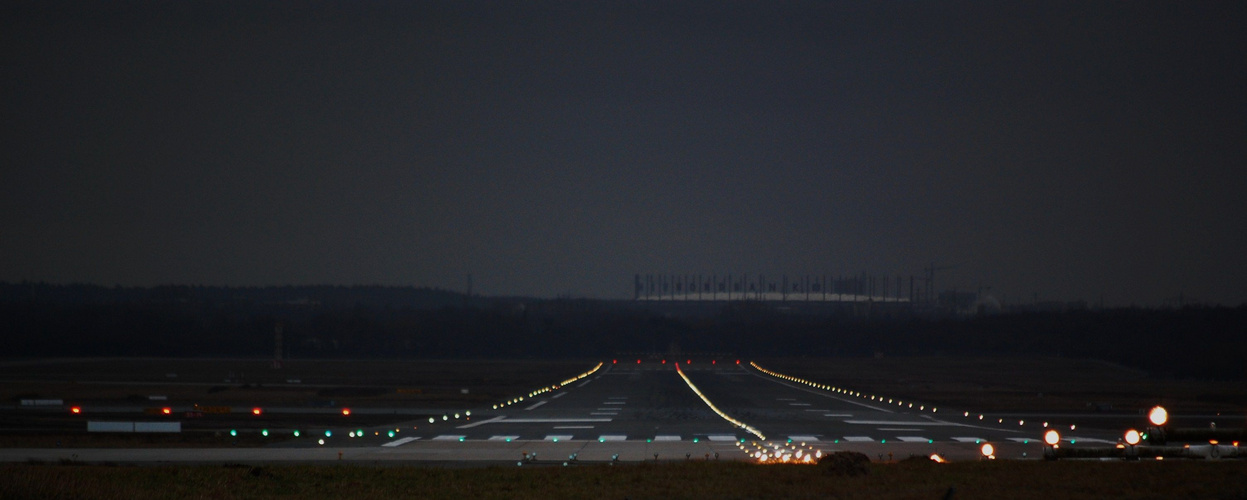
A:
[3,1,1245,306]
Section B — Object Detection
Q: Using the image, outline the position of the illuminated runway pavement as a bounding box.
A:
[0,363,1127,463]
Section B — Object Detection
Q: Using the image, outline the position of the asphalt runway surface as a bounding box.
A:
[2,362,1134,463]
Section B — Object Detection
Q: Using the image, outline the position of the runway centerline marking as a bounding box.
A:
[878,428,923,431]
[524,400,548,411]
[551,393,568,399]
[553,426,594,429]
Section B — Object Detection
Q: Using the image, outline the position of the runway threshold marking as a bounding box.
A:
[488,435,520,441]
[878,428,923,431]
[842,436,875,442]
[788,435,820,442]
[707,435,739,442]
[590,412,618,416]
[381,437,420,447]
[598,435,627,441]
[457,416,505,429]
[498,418,612,423]
[653,435,681,441]
[545,435,573,441]
[789,403,811,406]
[844,420,957,426]
[895,436,932,443]
[432,435,466,441]
[524,400,548,411]
[951,437,986,443]
[553,425,594,429]
[603,401,626,405]
[823,413,853,417]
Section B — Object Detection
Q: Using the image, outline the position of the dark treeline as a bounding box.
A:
[1,283,1244,380]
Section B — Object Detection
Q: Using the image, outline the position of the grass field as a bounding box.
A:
[3,460,1245,499]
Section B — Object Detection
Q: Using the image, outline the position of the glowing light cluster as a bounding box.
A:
[739,440,823,464]
[676,363,766,441]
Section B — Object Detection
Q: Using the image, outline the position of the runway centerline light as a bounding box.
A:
[1148,406,1168,426]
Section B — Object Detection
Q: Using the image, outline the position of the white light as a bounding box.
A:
[1148,406,1168,426]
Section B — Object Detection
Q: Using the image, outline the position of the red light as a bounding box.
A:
[662,360,666,364]
[613,359,617,364]
[736,360,740,364]
[342,408,351,416]
[712,360,716,365]
[70,406,81,414]
[162,407,172,415]
[686,359,691,364]
[251,407,261,415]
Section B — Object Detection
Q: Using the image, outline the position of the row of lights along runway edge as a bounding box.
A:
[748,361,1084,437]
[750,362,1245,461]
[63,362,606,446]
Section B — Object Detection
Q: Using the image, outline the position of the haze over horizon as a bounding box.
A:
[3,2,1245,306]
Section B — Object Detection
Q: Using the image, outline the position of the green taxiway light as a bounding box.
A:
[261,429,269,437]
[293,430,301,437]
[229,429,237,437]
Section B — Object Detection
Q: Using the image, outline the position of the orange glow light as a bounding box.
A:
[162,407,172,415]
[342,408,351,416]
[251,407,261,415]
[70,406,81,414]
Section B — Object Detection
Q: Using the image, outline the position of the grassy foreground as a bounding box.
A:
[3,460,1245,500]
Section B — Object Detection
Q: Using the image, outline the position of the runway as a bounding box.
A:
[0,362,1123,463]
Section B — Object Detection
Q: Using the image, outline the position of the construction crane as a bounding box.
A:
[923,262,958,305]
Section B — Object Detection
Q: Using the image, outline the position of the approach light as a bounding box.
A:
[1044,430,1061,446]
[1148,406,1168,426]
[1125,429,1141,446]
[929,454,945,463]
[980,443,994,458]
[318,439,324,445]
